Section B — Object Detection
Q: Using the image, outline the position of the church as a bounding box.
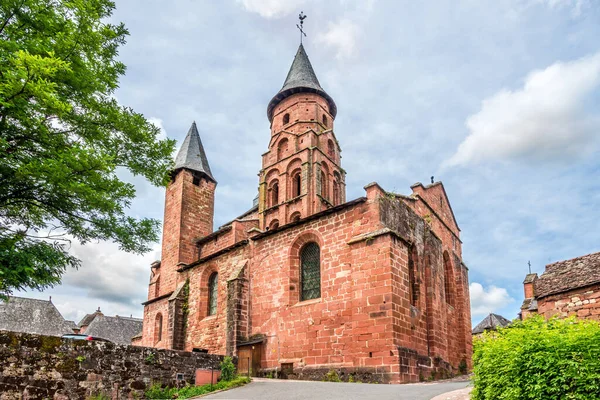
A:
[137,43,472,383]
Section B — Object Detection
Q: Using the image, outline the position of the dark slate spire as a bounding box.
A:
[173,122,215,182]
[267,44,337,122]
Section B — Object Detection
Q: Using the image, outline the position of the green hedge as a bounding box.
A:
[472,316,600,400]
[145,376,250,399]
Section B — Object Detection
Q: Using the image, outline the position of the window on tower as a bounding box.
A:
[283,113,290,125]
[322,114,328,127]
[320,171,328,200]
[154,313,163,344]
[291,170,301,197]
[327,139,335,158]
[301,242,321,301]
[269,180,279,207]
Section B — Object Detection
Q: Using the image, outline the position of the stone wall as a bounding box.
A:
[0,330,227,400]
[537,284,600,320]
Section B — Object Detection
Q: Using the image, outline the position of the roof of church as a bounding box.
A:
[173,122,215,182]
[0,296,76,337]
[83,315,143,345]
[535,251,600,299]
[472,313,511,334]
[78,308,103,327]
[267,44,337,122]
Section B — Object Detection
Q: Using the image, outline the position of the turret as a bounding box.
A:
[154,122,216,297]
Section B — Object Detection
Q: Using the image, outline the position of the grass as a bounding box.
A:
[145,376,251,399]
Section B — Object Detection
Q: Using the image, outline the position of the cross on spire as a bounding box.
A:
[296,11,307,44]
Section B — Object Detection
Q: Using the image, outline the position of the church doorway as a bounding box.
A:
[237,340,263,377]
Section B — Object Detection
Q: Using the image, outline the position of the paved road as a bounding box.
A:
[202,378,471,400]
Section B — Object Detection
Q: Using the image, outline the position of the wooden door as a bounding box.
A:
[237,344,262,377]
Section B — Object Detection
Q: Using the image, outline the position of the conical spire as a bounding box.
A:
[173,122,216,182]
[267,44,337,122]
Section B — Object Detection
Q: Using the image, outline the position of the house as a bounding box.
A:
[0,296,75,337]
[138,43,472,383]
[77,307,143,345]
[521,251,600,320]
[472,313,511,335]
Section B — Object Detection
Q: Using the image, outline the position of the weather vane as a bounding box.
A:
[528,260,531,274]
[297,11,307,44]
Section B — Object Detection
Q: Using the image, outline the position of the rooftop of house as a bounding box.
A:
[83,314,143,345]
[0,296,76,337]
[472,313,512,335]
[535,251,600,299]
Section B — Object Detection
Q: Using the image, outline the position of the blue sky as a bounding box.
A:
[19,0,600,327]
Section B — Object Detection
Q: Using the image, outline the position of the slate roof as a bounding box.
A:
[267,44,337,122]
[0,296,76,337]
[173,122,215,182]
[535,251,600,299]
[78,308,103,328]
[472,313,512,334]
[84,315,143,345]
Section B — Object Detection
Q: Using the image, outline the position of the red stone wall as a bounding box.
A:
[536,284,600,320]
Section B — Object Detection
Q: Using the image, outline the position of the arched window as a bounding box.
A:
[269,219,279,230]
[333,180,339,206]
[277,138,288,160]
[269,180,279,207]
[320,171,328,200]
[154,313,163,344]
[208,272,218,316]
[443,252,455,306]
[322,114,328,127]
[283,113,290,125]
[327,139,335,158]
[290,212,301,222]
[291,170,301,197]
[300,243,321,301]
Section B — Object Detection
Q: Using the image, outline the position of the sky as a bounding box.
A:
[17,0,600,327]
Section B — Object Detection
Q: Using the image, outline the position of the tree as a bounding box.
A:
[0,0,175,298]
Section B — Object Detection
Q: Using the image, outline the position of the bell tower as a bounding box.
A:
[258,44,346,230]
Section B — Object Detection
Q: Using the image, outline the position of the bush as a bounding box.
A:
[472,316,600,400]
[220,356,236,382]
[323,369,341,382]
[145,376,250,399]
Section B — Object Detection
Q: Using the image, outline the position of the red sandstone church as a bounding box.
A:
[137,44,472,383]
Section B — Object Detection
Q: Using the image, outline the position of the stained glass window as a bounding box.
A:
[208,272,218,316]
[301,243,320,301]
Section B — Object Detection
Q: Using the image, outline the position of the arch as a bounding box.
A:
[154,313,163,344]
[290,212,301,222]
[290,169,302,198]
[283,113,290,125]
[320,162,330,201]
[269,219,280,230]
[300,242,321,301]
[268,179,279,207]
[327,139,335,158]
[322,114,328,127]
[443,251,455,306]
[208,272,218,316]
[277,138,289,160]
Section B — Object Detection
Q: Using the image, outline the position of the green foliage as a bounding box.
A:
[87,394,110,400]
[0,0,175,297]
[220,356,236,382]
[472,316,600,400]
[323,369,341,382]
[144,352,156,365]
[145,376,250,399]
[75,355,85,362]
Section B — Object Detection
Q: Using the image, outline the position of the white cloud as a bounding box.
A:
[316,19,360,60]
[445,52,600,167]
[237,0,307,19]
[148,117,167,140]
[538,0,590,17]
[470,282,514,317]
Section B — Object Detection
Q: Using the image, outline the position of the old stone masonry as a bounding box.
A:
[137,43,472,383]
